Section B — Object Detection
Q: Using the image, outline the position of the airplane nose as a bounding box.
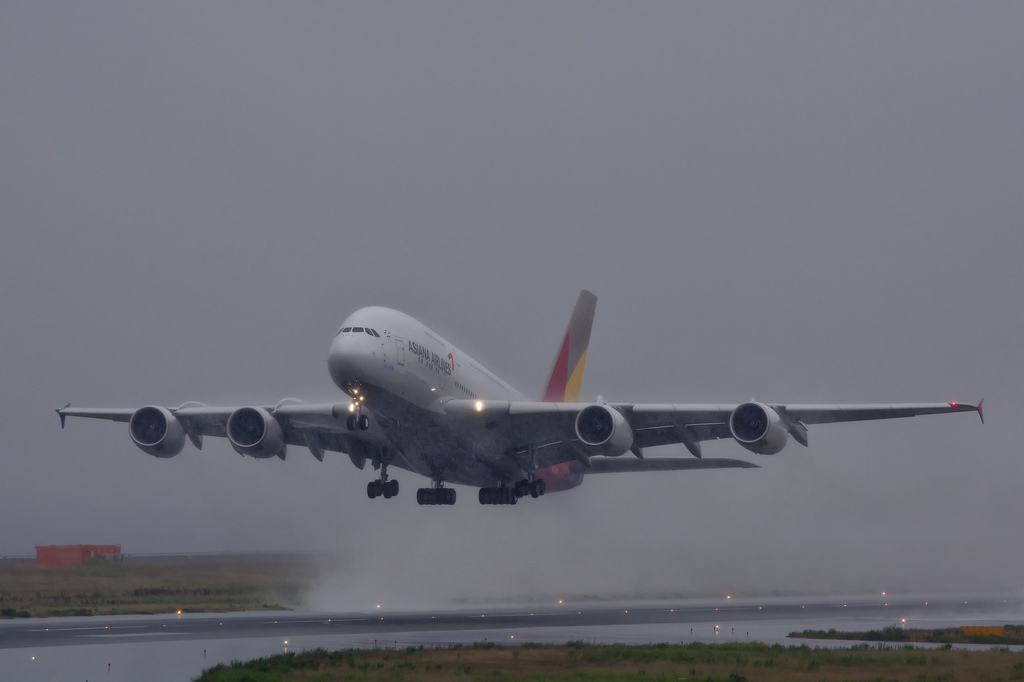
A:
[328,333,376,391]
[327,336,353,390]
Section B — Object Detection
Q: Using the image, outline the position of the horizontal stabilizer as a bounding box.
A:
[587,457,758,473]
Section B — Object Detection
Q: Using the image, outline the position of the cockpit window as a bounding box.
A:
[351,327,364,333]
[366,328,380,337]
[341,327,352,333]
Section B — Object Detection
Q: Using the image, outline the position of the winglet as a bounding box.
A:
[56,403,71,429]
[542,290,597,402]
[977,398,984,424]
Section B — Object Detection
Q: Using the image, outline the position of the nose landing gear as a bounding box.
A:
[346,413,370,431]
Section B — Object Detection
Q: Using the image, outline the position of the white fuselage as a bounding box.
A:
[326,307,534,486]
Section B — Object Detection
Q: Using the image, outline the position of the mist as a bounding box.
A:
[1,3,1021,605]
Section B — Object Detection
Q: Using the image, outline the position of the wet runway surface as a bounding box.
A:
[1,592,1021,681]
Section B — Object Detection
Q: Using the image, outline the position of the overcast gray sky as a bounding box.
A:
[2,3,1021,606]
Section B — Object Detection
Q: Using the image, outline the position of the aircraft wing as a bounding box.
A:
[445,399,982,463]
[56,402,372,462]
[588,457,759,472]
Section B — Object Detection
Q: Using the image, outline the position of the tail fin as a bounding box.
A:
[542,290,597,402]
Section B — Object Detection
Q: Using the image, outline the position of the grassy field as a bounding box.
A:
[793,624,1024,646]
[196,641,1024,681]
[0,556,315,617]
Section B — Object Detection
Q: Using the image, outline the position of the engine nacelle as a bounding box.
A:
[729,402,788,455]
[129,406,186,458]
[574,404,633,457]
[227,407,285,459]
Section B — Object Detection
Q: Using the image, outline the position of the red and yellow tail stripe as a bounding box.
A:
[542,290,596,402]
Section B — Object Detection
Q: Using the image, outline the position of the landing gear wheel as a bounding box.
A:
[387,480,399,497]
[358,414,370,430]
[367,480,381,499]
[514,480,530,498]
[530,479,546,498]
[347,415,358,431]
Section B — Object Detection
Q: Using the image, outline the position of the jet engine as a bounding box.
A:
[129,406,186,458]
[574,404,633,457]
[226,407,286,459]
[729,402,788,455]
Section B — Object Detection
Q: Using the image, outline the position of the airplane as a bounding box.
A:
[57,290,983,506]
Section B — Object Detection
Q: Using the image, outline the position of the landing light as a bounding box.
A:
[475,400,484,412]
[348,403,356,413]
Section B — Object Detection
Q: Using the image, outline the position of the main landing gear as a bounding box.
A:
[417,486,456,506]
[367,461,398,500]
[367,478,399,499]
[478,478,545,505]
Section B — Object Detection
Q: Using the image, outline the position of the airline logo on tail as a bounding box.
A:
[543,290,597,403]
[536,290,597,492]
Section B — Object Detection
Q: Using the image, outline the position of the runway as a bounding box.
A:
[1,592,1020,681]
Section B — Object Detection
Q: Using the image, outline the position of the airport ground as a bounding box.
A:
[1,589,1021,681]
[1,555,1022,681]
[0,553,313,617]
[198,640,1024,682]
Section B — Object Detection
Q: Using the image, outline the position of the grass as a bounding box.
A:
[0,556,315,617]
[793,624,1024,646]
[195,641,1024,681]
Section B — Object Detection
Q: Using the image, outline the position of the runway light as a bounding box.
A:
[510,635,514,639]
[726,595,731,599]
[177,610,182,615]
[558,600,563,604]
[376,604,381,609]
